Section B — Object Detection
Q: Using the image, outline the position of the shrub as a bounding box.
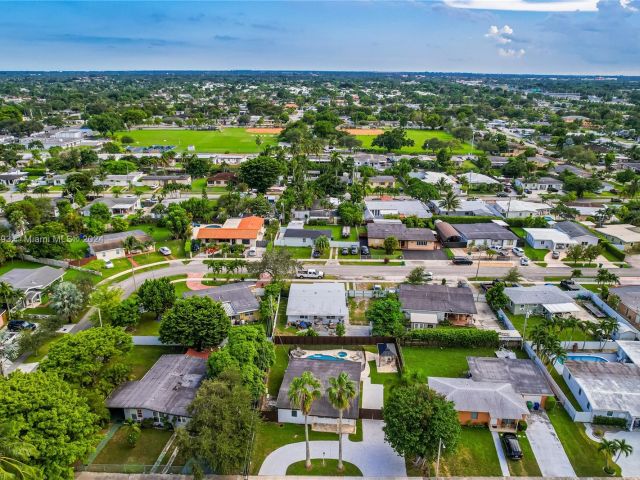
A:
[403,327,499,348]
[545,396,557,411]
[141,418,155,429]
[505,217,548,228]
[517,420,528,432]
[601,240,626,261]
[592,415,627,427]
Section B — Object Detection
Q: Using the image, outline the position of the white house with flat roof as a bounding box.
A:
[364,199,431,220]
[524,228,577,250]
[286,283,348,328]
[504,285,578,316]
[595,224,640,251]
[495,200,550,219]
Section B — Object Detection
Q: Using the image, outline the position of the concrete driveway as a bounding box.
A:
[258,420,406,476]
[527,411,576,477]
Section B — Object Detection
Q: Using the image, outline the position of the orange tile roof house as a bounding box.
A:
[195,216,265,247]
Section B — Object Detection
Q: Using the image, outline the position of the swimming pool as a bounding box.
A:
[306,354,346,362]
[558,354,609,364]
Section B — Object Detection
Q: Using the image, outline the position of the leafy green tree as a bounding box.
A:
[407,267,425,285]
[239,155,283,193]
[183,154,211,178]
[383,236,399,255]
[565,244,585,265]
[337,202,363,226]
[137,277,175,317]
[87,112,123,136]
[109,297,141,329]
[247,248,300,282]
[486,282,509,310]
[21,222,70,259]
[50,281,84,322]
[336,322,346,337]
[314,235,330,254]
[327,372,358,470]
[177,368,259,475]
[123,419,141,448]
[502,267,523,284]
[288,371,322,469]
[159,296,231,351]
[366,296,405,336]
[383,382,461,472]
[371,128,414,152]
[0,371,99,480]
[165,204,192,240]
[89,285,123,324]
[0,420,43,479]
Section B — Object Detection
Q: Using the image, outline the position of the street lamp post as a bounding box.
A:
[436,438,446,477]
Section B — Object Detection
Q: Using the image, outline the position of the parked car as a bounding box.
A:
[312,250,321,258]
[423,271,433,281]
[496,191,509,197]
[547,187,559,193]
[520,256,530,266]
[350,245,359,255]
[524,188,533,194]
[159,246,172,256]
[552,250,560,259]
[452,256,473,265]
[502,433,523,460]
[296,269,324,279]
[560,279,581,291]
[512,247,525,257]
[341,247,349,255]
[360,246,370,255]
[104,260,114,269]
[8,320,37,332]
[247,247,257,257]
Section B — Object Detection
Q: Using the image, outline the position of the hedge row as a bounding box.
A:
[601,240,626,261]
[402,327,499,348]
[431,215,498,226]
[505,217,548,228]
[592,416,628,427]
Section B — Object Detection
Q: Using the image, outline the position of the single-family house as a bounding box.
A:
[524,228,576,250]
[0,171,27,187]
[428,377,529,432]
[595,224,640,251]
[495,200,551,219]
[207,172,237,187]
[552,221,599,247]
[429,199,501,217]
[516,177,563,191]
[88,230,154,261]
[458,172,499,186]
[554,164,590,178]
[409,171,456,186]
[617,341,640,365]
[96,172,144,188]
[106,354,207,427]
[0,265,64,308]
[366,222,437,251]
[195,216,265,248]
[562,361,640,430]
[277,358,361,432]
[82,197,141,217]
[467,357,553,408]
[275,221,333,247]
[293,199,338,223]
[368,175,395,189]
[286,283,348,328]
[364,199,431,221]
[450,222,518,249]
[504,285,578,316]
[139,174,191,188]
[489,156,509,167]
[398,284,477,326]
[610,285,640,329]
[183,282,259,325]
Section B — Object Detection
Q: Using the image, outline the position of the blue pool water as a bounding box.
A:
[337,351,348,358]
[306,354,346,362]
[558,354,609,364]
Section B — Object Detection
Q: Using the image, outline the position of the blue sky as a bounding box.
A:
[0,0,638,74]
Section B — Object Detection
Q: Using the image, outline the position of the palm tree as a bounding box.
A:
[0,421,42,479]
[441,190,460,214]
[123,235,141,256]
[599,439,619,474]
[614,438,633,463]
[435,177,449,195]
[329,152,343,178]
[112,186,124,198]
[206,260,224,280]
[288,371,322,469]
[582,320,599,350]
[326,372,357,471]
[562,315,579,343]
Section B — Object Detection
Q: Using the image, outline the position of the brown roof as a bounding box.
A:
[208,172,237,182]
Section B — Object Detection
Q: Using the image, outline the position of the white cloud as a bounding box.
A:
[444,0,599,11]
[499,47,526,58]
[485,24,514,43]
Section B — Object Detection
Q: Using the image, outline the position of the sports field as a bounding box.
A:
[116,128,278,153]
[356,129,480,155]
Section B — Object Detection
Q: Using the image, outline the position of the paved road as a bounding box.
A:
[258,420,406,476]
[526,411,575,477]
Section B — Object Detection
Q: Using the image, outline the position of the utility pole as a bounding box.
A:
[436,438,445,478]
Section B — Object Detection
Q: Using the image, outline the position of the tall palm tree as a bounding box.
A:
[288,371,322,469]
[599,439,619,474]
[441,190,460,214]
[206,260,224,280]
[329,152,343,178]
[0,422,43,479]
[326,372,357,471]
[614,438,633,463]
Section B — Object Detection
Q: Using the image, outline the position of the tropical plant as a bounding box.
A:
[314,235,330,255]
[288,371,322,469]
[326,372,358,470]
[0,421,43,479]
[614,438,633,463]
[441,190,460,214]
[598,439,618,474]
[123,419,141,448]
[502,267,523,284]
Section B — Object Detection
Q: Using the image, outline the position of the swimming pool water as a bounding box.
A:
[337,351,348,358]
[306,354,346,362]
[558,354,608,364]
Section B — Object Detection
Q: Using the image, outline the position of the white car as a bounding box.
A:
[512,247,525,257]
[158,246,172,256]
[520,256,530,266]
[104,260,114,269]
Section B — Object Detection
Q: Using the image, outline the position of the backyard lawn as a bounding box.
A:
[507,314,596,342]
[129,225,172,242]
[190,177,228,193]
[131,313,162,337]
[115,128,278,153]
[507,433,542,476]
[368,360,400,404]
[439,427,502,477]
[92,427,173,467]
[547,407,620,476]
[286,459,362,476]
[24,334,65,362]
[356,129,480,155]
[303,224,360,242]
[62,269,102,285]
[126,345,184,380]
[277,246,313,259]
[550,368,582,411]
[267,346,290,396]
[0,259,42,275]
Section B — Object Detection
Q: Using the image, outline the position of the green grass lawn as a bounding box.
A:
[278,246,313,259]
[550,368,582,411]
[303,224,359,242]
[507,314,596,342]
[268,346,290,396]
[402,346,525,378]
[126,345,184,380]
[286,459,362,476]
[511,227,526,238]
[24,334,64,362]
[172,280,191,299]
[524,245,549,261]
[275,298,296,335]
[85,258,133,278]
[190,177,228,193]
[439,427,502,477]
[368,360,400,404]
[356,129,480,155]
[369,248,403,259]
[131,313,162,337]
[547,407,620,477]
[92,426,173,467]
[63,268,102,285]
[131,251,169,266]
[507,433,542,476]
[250,422,336,474]
[0,260,41,275]
[129,225,172,242]
[116,128,278,153]
[68,239,89,259]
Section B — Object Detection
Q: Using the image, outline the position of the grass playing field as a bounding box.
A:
[116,128,278,153]
[356,129,480,155]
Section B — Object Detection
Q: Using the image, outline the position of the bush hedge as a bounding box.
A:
[601,240,626,261]
[592,416,628,427]
[402,327,499,348]
[505,217,548,228]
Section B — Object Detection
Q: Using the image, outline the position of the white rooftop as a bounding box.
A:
[286,283,348,317]
[523,228,576,244]
[596,224,640,243]
[617,341,640,365]
[459,172,499,185]
[496,200,549,213]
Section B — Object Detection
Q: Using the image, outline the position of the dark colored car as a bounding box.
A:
[341,247,349,255]
[8,320,37,332]
[452,256,473,265]
[360,246,370,255]
[496,192,508,197]
[524,188,533,194]
[312,250,321,258]
[547,187,559,193]
[502,433,523,460]
[560,279,580,291]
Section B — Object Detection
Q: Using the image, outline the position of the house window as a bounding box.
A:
[136,409,143,418]
[587,402,591,409]
[417,241,429,246]
[471,412,478,420]
[578,388,582,396]
[567,373,571,380]
[130,413,137,420]
[607,411,613,417]
[291,410,298,418]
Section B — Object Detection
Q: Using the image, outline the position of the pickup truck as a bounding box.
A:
[296,269,324,279]
[560,279,580,291]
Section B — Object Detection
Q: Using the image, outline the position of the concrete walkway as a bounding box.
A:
[491,431,510,477]
[526,411,576,477]
[258,420,406,476]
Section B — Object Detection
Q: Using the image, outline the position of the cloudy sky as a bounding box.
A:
[0,0,638,75]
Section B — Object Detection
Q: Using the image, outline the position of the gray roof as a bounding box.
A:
[563,361,640,417]
[611,285,640,310]
[367,223,435,242]
[452,223,518,241]
[504,285,572,306]
[106,355,207,417]
[537,176,563,185]
[398,284,477,315]
[276,358,361,419]
[82,197,139,213]
[183,282,259,315]
[90,230,153,253]
[467,357,553,396]
[141,175,190,181]
[553,221,595,239]
[0,266,63,291]
[283,228,332,240]
[370,175,395,182]
[287,283,348,317]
